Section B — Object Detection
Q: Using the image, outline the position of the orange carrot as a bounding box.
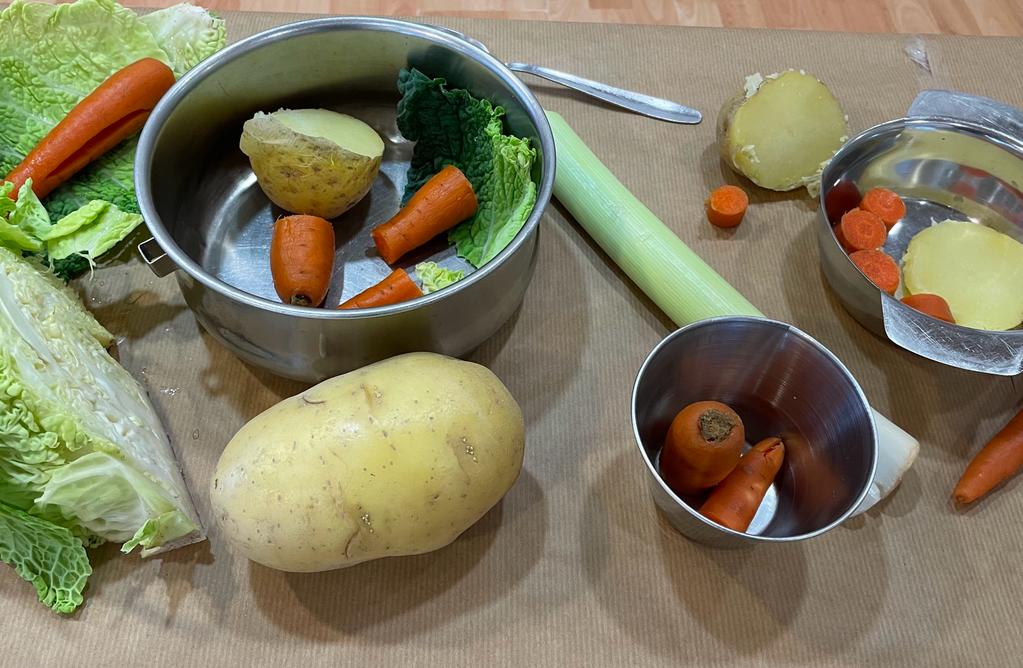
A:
[705,185,748,228]
[5,58,175,200]
[700,437,785,532]
[839,208,887,252]
[901,293,955,323]
[833,224,853,253]
[860,187,905,230]
[954,407,1023,505]
[659,401,745,495]
[372,165,477,265]
[270,215,335,307]
[850,249,900,295]
[339,268,423,309]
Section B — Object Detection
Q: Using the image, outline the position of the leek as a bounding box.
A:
[546,111,760,324]
[546,110,918,515]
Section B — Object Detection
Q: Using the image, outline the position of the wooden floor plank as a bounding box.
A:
[29,0,1023,36]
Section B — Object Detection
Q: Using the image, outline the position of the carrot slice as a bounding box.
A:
[901,293,955,323]
[833,224,853,253]
[954,407,1023,505]
[705,185,748,228]
[270,215,335,307]
[860,187,906,230]
[5,58,176,200]
[850,249,900,295]
[372,165,478,265]
[700,437,785,532]
[339,268,423,309]
[839,208,887,251]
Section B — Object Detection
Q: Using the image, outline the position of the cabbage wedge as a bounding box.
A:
[0,249,203,612]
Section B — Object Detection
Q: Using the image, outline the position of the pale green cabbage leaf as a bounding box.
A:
[0,502,92,614]
[415,261,465,294]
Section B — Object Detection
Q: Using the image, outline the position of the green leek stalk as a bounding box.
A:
[545,110,918,515]
[545,111,761,324]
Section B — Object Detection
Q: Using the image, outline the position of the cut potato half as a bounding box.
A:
[902,220,1023,331]
[717,70,848,194]
[240,109,384,219]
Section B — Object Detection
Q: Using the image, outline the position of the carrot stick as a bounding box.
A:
[901,293,955,323]
[339,268,423,309]
[705,185,748,228]
[849,249,900,295]
[860,187,905,230]
[839,208,887,252]
[659,401,745,495]
[270,215,335,307]
[5,58,175,200]
[700,436,785,532]
[954,407,1023,505]
[372,165,478,265]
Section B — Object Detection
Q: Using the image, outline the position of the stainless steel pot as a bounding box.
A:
[817,112,1023,376]
[135,17,555,382]
[632,317,877,548]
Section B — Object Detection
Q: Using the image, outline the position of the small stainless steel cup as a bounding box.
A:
[631,317,877,548]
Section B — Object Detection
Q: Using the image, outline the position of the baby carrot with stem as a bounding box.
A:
[270,215,335,307]
[705,185,748,228]
[372,165,478,265]
[700,436,785,532]
[339,268,423,309]
[860,187,906,230]
[953,407,1023,505]
[5,58,176,200]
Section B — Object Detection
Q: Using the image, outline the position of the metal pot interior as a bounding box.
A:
[138,19,552,312]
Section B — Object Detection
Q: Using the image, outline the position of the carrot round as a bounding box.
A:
[705,185,748,228]
[860,187,905,230]
[954,407,1023,505]
[833,224,853,253]
[659,401,745,495]
[339,268,423,309]
[5,58,175,200]
[372,165,477,265]
[849,249,900,295]
[839,208,887,252]
[901,293,955,323]
[700,436,785,532]
[270,215,335,307]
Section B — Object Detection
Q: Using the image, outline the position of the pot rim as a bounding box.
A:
[135,16,555,321]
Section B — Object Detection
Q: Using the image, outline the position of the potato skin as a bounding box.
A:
[240,113,382,219]
[210,353,524,572]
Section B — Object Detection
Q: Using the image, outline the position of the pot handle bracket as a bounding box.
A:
[138,237,177,278]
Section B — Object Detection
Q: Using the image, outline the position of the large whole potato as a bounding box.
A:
[210,353,524,572]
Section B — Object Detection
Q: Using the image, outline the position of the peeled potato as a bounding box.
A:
[240,109,384,218]
[717,70,848,194]
[903,220,1023,330]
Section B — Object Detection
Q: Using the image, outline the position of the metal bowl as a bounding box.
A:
[818,116,1023,376]
[631,317,877,548]
[135,17,554,382]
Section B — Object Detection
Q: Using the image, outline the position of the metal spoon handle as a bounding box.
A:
[504,62,702,125]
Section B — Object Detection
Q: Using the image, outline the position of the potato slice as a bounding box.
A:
[902,220,1023,331]
[240,109,384,219]
[717,70,848,194]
